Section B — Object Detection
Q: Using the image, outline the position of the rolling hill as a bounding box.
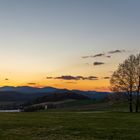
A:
[0,86,110,103]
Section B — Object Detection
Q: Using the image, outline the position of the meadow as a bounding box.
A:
[0,111,140,140]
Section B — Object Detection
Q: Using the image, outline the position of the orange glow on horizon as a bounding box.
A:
[0,80,110,91]
[0,79,110,92]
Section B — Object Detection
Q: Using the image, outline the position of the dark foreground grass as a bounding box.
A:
[0,111,140,140]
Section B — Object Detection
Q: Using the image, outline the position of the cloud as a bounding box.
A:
[84,76,99,80]
[93,62,105,66]
[92,53,105,58]
[82,56,90,59]
[106,56,111,58]
[5,78,9,81]
[108,50,125,54]
[46,77,53,79]
[55,76,81,80]
[103,77,110,79]
[27,82,36,85]
[82,49,127,60]
[47,75,99,81]
[82,53,105,59]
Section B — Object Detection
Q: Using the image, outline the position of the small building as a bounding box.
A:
[45,105,48,110]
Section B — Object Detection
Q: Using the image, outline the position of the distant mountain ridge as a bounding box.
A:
[0,86,58,93]
[0,86,110,102]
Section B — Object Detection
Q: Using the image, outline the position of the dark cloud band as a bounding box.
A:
[46,75,98,81]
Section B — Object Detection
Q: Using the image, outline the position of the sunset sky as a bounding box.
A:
[0,0,139,91]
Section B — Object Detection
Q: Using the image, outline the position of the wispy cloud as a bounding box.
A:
[93,62,105,66]
[82,49,127,60]
[47,75,99,81]
[84,76,99,80]
[108,50,125,54]
[56,76,81,80]
[92,53,105,58]
[46,77,53,79]
[5,78,9,81]
[82,53,105,59]
[103,77,110,79]
[27,82,36,85]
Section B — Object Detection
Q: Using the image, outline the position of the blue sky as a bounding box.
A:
[0,0,139,90]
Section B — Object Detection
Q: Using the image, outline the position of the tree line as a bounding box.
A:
[110,54,140,112]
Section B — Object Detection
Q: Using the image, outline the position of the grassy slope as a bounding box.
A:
[45,100,129,112]
[0,111,140,140]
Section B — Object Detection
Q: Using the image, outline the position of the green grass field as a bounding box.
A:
[0,111,140,140]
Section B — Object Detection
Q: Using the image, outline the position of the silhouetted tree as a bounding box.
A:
[135,54,140,112]
[110,55,136,112]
